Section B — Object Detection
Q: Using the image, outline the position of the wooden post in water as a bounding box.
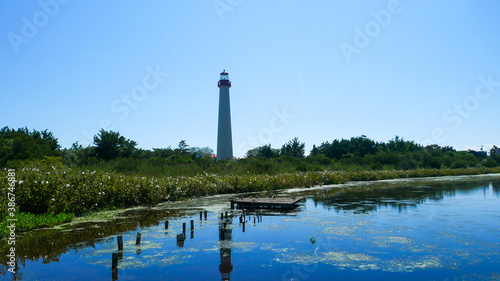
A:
[254,217,256,224]
[200,211,203,220]
[239,216,242,224]
[221,213,224,220]
[117,235,123,251]
[231,201,235,209]
[242,220,245,232]
[204,210,207,220]
[176,233,185,247]
[136,233,141,245]
[165,220,169,229]
[190,220,194,233]
[182,222,186,237]
[225,211,228,218]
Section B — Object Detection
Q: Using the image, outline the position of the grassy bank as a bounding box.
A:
[1,166,500,237]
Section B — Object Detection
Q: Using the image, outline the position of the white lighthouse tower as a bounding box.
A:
[217,70,233,160]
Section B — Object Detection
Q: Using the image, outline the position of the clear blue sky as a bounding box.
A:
[2,1,499,157]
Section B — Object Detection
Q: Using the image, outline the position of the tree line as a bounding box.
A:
[1,127,499,173]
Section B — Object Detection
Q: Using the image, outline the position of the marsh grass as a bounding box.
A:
[0,211,74,237]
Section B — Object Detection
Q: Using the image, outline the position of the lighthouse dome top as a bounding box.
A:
[218,70,231,87]
[220,70,229,80]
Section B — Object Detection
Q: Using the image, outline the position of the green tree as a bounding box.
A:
[280,137,305,158]
[0,127,61,166]
[246,144,279,158]
[310,145,320,156]
[190,146,214,157]
[93,129,137,161]
[386,136,421,153]
[491,146,500,164]
[176,140,189,154]
[152,147,175,158]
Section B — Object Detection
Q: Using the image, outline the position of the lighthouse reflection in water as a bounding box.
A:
[219,215,233,280]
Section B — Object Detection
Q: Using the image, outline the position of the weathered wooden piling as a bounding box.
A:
[225,211,228,218]
[242,221,246,232]
[190,220,194,232]
[239,216,242,223]
[182,222,186,236]
[221,213,224,220]
[204,210,207,220]
[200,211,203,220]
[165,220,169,229]
[176,233,185,247]
[117,235,123,251]
[136,233,141,245]
[254,217,256,224]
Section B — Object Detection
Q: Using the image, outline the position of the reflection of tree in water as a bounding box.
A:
[309,180,500,214]
[0,208,192,272]
[493,181,500,195]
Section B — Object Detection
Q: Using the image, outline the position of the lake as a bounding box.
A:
[1,174,499,281]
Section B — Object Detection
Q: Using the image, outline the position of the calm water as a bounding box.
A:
[1,175,500,281]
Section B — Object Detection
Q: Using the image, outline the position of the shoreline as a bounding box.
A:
[52,172,500,230]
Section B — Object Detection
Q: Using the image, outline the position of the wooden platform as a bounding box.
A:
[230,196,303,209]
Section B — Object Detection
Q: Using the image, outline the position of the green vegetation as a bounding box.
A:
[0,212,74,235]
[1,127,499,235]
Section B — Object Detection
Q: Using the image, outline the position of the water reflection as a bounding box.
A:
[0,208,193,273]
[219,215,233,280]
[103,210,272,281]
[303,179,500,214]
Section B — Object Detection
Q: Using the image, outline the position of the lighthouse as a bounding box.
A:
[217,70,233,160]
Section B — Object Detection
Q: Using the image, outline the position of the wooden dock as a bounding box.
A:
[230,195,303,209]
